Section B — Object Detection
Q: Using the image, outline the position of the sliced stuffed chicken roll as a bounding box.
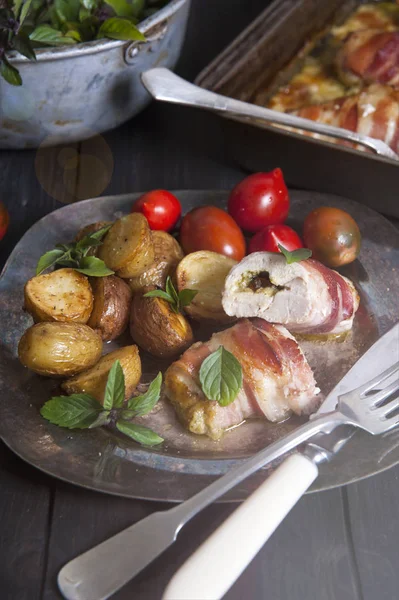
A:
[222,252,359,335]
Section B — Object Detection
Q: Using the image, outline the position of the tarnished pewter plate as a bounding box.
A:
[0,191,398,501]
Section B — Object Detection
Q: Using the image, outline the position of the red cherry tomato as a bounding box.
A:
[248,224,303,254]
[303,207,361,267]
[228,169,290,232]
[0,202,9,241]
[180,206,246,261]
[131,190,181,231]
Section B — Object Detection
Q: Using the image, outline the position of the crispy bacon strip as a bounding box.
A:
[164,319,319,440]
[291,84,399,153]
[336,30,399,88]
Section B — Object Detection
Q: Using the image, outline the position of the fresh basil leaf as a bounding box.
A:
[104,0,135,18]
[125,372,162,417]
[36,248,65,275]
[88,410,111,428]
[166,275,179,305]
[19,0,34,25]
[98,17,145,41]
[13,0,24,18]
[30,24,76,45]
[54,0,80,23]
[199,346,243,407]
[130,0,145,18]
[12,32,36,60]
[75,224,112,251]
[41,394,104,429]
[143,289,173,303]
[278,244,312,265]
[0,58,22,86]
[75,256,114,277]
[81,0,98,11]
[178,288,198,309]
[64,27,82,42]
[116,421,164,446]
[103,360,125,410]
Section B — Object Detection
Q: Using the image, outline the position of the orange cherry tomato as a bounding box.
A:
[0,202,9,241]
[303,207,361,267]
[180,206,246,261]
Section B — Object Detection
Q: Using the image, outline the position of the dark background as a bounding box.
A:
[1,1,399,599]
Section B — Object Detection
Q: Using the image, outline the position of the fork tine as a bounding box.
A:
[380,398,399,417]
[361,362,399,395]
[369,380,399,407]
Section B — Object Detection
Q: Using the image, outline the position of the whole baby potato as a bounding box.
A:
[18,322,103,377]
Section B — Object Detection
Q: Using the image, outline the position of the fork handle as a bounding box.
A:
[162,453,318,600]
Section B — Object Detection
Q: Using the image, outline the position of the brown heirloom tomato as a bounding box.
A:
[303,207,361,268]
[180,206,246,261]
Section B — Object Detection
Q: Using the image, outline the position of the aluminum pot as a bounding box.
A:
[1,0,190,149]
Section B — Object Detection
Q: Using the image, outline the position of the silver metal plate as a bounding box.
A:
[0,190,398,501]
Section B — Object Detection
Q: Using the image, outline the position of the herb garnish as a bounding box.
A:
[36,224,114,277]
[143,276,198,314]
[278,244,312,264]
[199,346,243,407]
[1,0,168,87]
[41,360,164,446]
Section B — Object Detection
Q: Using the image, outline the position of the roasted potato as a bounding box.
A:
[130,287,193,358]
[128,231,184,292]
[24,268,93,324]
[18,322,102,377]
[176,251,237,322]
[62,346,141,404]
[75,221,113,242]
[88,275,132,341]
[98,214,155,279]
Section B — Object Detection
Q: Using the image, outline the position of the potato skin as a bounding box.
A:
[128,231,184,292]
[98,213,155,279]
[18,322,103,377]
[176,251,237,323]
[130,287,193,358]
[62,346,141,404]
[24,268,93,324]
[88,276,132,341]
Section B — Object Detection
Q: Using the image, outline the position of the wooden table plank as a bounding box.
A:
[346,464,399,600]
[0,443,51,600]
[43,484,362,600]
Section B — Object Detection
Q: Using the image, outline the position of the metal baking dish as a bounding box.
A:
[195,0,399,218]
[1,0,190,149]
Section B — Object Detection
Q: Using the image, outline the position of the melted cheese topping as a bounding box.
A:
[265,2,399,112]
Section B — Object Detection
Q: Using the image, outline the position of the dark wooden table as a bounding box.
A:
[1,1,399,599]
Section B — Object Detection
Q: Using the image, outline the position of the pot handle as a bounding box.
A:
[125,21,168,65]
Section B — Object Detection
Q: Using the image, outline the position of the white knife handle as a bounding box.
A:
[162,454,318,600]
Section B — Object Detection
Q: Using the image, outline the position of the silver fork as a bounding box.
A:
[162,361,399,600]
[58,337,399,600]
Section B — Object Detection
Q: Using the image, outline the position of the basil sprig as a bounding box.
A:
[278,244,312,264]
[2,0,168,87]
[199,346,243,407]
[40,360,164,446]
[144,276,198,314]
[36,224,114,277]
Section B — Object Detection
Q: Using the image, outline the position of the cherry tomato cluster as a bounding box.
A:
[130,169,361,268]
